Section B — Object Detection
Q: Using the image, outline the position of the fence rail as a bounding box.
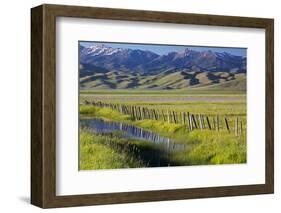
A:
[84,101,244,135]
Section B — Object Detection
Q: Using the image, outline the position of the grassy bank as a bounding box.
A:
[80,129,144,170]
[80,129,180,170]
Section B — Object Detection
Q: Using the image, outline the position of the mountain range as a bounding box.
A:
[79,44,246,90]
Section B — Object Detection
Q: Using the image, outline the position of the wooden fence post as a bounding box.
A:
[157,110,161,120]
[154,109,158,120]
[146,108,150,119]
[162,110,166,122]
[183,112,186,125]
[172,111,177,124]
[139,107,142,120]
[206,116,211,130]
[91,102,244,135]
[132,106,135,120]
[201,115,206,129]
[224,117,230,132]
[167,110,170,124]
[216,115,219,131]
[240,118,243,135]
[188,112,192,131]
[213,117,216,130]
[191,114,198,129]
[134,106,137,120]
[235,117,239,136]
[199,114,203,130]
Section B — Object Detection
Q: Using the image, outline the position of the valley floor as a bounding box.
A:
[79,90,247,170]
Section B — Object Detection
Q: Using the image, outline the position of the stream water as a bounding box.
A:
[80,118,186,153]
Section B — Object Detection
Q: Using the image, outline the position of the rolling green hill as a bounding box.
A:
[80,69,246,91]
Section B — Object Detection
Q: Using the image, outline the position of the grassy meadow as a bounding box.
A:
[79,89,247,170]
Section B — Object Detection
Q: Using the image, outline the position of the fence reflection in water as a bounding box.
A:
[80,118,186,153]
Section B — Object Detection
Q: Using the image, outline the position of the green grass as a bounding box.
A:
[80,128,179,170]
[80,125,246,170]
[80,129,144,170]
[175,130,246,165]
[80,89,246,169]
[80,89,246,116]
[80,104,246,169]
[80,105,131,121]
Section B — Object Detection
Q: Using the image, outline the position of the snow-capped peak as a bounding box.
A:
[82,44,124,56]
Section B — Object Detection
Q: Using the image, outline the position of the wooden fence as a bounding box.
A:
[85,100,244,135]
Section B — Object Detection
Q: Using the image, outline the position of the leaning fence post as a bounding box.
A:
[154,109,157,120]
[172,111,177,124]
[139,107,143,120]
[157,110,161,120]
[192,114,198,129]
[225,116,230,132]
[206,116,211,130]
[154,109,158,120]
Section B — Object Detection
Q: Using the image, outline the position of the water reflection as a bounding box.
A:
[80,118,185,153]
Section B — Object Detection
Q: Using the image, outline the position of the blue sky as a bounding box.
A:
[80,41,247,57]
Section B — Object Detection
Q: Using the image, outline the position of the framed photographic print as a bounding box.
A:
[31,4,274,208]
